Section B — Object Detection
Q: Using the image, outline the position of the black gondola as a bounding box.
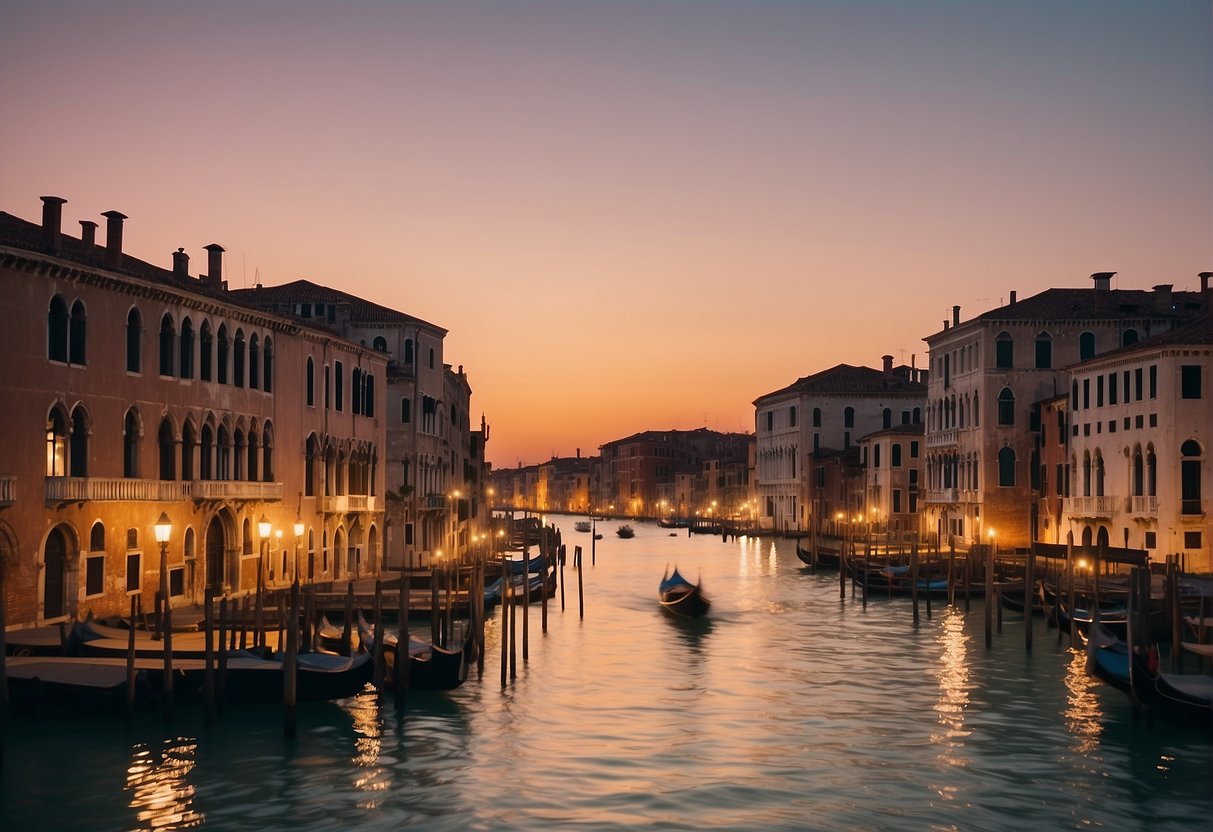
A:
[659,567,710,619]
[1129,647,1213,728]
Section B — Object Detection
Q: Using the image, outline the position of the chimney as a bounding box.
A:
[1152,284,1174,312]
[882,354,893,374]
[1009,290,1017,305]
[79,220,97,248]
[204,243,224,285]
[576,448,581,459]
[943,320,949,331]
[40,196,67,253]
[1091,271,1115,291]
[952,305,960,326]
[1200,272,1212,293]
[172,247,189,278]
[102,211,127,268]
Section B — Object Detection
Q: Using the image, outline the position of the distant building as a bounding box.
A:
[753,356,926,534]
[858,423,925,538]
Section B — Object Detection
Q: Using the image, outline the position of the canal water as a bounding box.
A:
[3,520,1211,830]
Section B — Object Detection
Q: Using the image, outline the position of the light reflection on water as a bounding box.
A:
[3,521,1211,831]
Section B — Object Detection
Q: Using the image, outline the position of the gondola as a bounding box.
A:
[616,524,635,538]
[659,567,710,619]
[1082,619,1131,692]
[1130,646,1213,728]
[357,614,470,691]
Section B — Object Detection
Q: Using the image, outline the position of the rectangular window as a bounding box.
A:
[1109,420,1116,433]
[1184,531,1202,549]
[125,552,141,593]
[1135,414,1144,429]
[85,555,105,597]
[766,412,773,431]
[1180,365,1202,399]
[789,406,796,427]
[1096,375,1104,407]
[910,440,919,459]
[892,489,903,514]
[1123,417,1130,430]
[1149,413,1157,427]
[1123,370,1131,403]
[1149,364,1157,398]
[1082,378,1090,409]
[891,444,902,467]
[324,365,331,409]
[1055,464,1064,496]
[1145,531,1156,549]
[405,523,414,545]
[1083,424,1091,437]
[170,567,184,598]
[1108,372,1117,405]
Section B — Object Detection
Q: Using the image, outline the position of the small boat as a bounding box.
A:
[1130,646,1213,728]
[357,615,470,692]
[657,518,688,529]
[1083,620,1131,692]
[616,525,635,539]
[659,567,710,619]
[574,521,592,533]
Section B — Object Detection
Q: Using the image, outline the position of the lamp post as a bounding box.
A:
[153,512,174,721]
[258,515,272,583]
[276,529,284,586]
[153,512,172,640]
[293,517,305,584]
[256,515,270,647]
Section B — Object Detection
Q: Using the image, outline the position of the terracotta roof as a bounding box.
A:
[758,363,926,402]
[230,280,445,333]
[1075,310,1213,366]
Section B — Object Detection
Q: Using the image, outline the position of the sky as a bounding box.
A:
[2,1,1210,468]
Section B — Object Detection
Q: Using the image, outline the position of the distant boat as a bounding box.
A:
[659,567,710,618]
[574,521,592,533]
[658,517,688,529]
[616,525,635,539]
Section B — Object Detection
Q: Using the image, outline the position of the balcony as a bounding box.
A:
[321,495,378,514]
[1064,495,1115,519]
[926,429,958,449]
[924,488,958,504]
[47,477,283,504]
[0,475,15,506]
[1128,495,1158,517]
[421,493,448,511]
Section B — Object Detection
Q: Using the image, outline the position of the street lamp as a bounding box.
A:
[258,514,271,585]
[293,516,305,585]
[153,512,172,640]
[276,529,284,585]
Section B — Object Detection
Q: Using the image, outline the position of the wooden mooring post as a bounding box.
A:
[283,580,299,740]
[372,579,384,692]
[576,545,585,620]
[126,595,138,718]
[217,596,228,713]
[910,543,920,623]
[499,575,509,688]
[559,544,566,611]
[984,543,994,648]
[203,586,215,727]
[342,581,354,657]
[396,567,410,710]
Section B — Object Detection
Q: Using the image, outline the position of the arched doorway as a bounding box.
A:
[1096,526,1110,550]
[205,514,226,590]
[44,526,71,620]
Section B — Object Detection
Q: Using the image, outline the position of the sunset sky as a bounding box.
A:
[3,1,1210,467]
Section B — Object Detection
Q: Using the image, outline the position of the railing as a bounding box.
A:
[1181,498,1204,516]
[321,495,348,514]
[47,477,282,503]
[924,488,958,504]
[1064,496,1115,517]
[926,429,958,448]
[1129,495,1158,516]
[423,493,447,511]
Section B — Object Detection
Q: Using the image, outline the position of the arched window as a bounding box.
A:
[997,388,1015,426]
[812,407,822,427]
[913,407,921,424]
[233,428,245,481]
[48,295,69,361]
[123,408,140,478]
[69,300,87,365]
[373,336,387,351]
[246,425,259,481]
[262,337,273,393]
[158,418,176,480]
[972,393,979,427]
[179,317,195,379]
[882,408,892,429]
[1093,450,1105,497]
[233,329,245,387]
[262,422,274,482]
[995,331,1014,369]
[158,314,176,376]
[1146,445,1157,497]
[998,447,1016,487]
[126,308,143,373]
[306,356,315,406]
[1122,329,1139,348]
[70,405,89,477]
[1132,446,1143,497]
[44,526,69,619]
[305,434,319,496]
[400,397,411,423]
[1034,331,1052,369]
[242,517,252,555]
[1079,331,1096,361]
[1181,439,1203,515]
[248,333,260,390]
[843,407,855,429]
[46,406,68,476]
[90,522,105,552]
[1082,450,1092,496]
[217,324,229,384]
[199,320,213,381]
[181,420,196,481]
[200,424,214,480]
[216,425,230,480]
[404,338,414,364]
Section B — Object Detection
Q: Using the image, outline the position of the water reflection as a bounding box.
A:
[931,606,972,777]
[1062,648,1103,755]
[344,693,391,808]
[126,737,203,830]
[736,535,779,578]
